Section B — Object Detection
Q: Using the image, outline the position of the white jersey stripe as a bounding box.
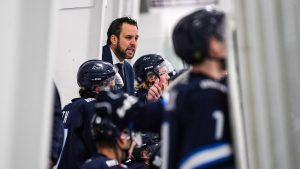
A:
[161,121,170,169]
[179,143,232,169]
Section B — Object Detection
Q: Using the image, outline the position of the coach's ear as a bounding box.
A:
[110,35,118,45]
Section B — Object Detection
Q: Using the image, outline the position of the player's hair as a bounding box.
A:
[136,81,153,90]
[79,87,97,98]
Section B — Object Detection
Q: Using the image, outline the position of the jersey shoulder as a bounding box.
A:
[82,155,128,169]
[61,97,96,125]
[174,72,227,94]
[165,73,228,113]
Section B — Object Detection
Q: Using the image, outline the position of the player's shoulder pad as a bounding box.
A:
[72,97,95,105]
[64,98,95,111]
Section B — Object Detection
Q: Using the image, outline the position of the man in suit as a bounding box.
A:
[102,17,139,95]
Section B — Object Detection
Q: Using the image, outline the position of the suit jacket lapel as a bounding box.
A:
[102,45,113,63]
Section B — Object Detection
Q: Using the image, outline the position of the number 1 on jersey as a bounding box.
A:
[212,110,224,140]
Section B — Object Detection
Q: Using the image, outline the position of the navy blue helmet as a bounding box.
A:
[133,54,165,83]
[77,59,116,89]
[91,114,120,143]
[172,6,225,64]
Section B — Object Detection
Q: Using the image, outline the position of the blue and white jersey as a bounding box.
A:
[57,97,97,169]
[97,72,235,169]
[81,153,128,169]
[164,72,234,169]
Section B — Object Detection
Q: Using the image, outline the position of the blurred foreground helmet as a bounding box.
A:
[77,59,116,89]
[172,6,225,64]
[133,54,166,83]
[91,113,120,142]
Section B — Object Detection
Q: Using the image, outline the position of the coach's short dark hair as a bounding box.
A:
[106,17,138,45]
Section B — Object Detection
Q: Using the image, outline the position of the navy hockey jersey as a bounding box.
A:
[101,72,235,169]
[81,153,128,169]
[124,159,146,169]
[135,88,148,103]
[57,98,97,169]
[165,72,234,169]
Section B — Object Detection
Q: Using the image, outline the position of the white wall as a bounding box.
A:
[51,0,105,106]
[0,0,53,168]
[133,6,198,70]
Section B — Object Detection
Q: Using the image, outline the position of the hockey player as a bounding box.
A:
[133,54,170,102]
[81,114,132,169]
[132,54,170,167]
[57,59,121,169]
[96,6,235,169]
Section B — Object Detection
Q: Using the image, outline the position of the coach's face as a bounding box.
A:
[112,23,139,60]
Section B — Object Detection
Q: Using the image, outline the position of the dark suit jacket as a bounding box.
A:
[102,45,135,95]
